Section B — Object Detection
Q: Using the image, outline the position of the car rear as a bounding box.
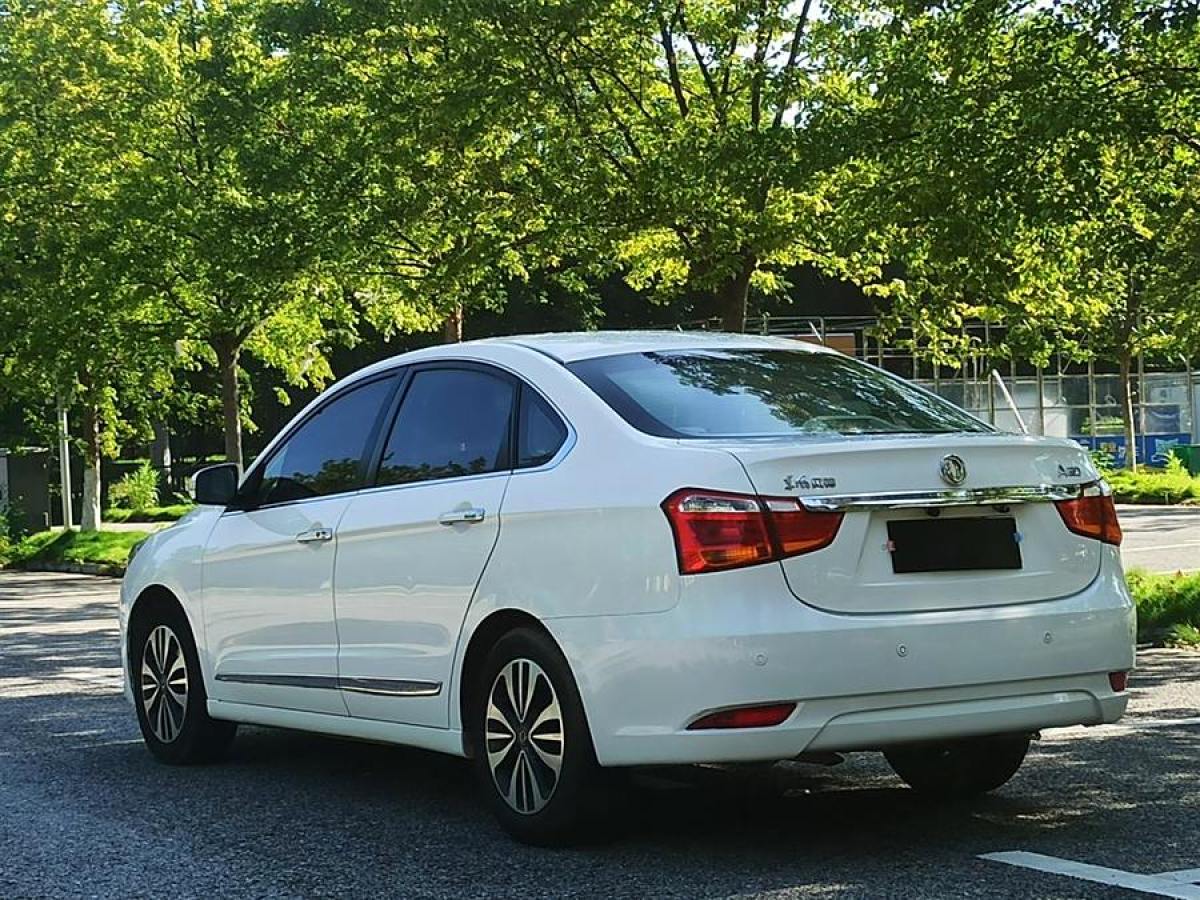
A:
[547,340,1135,767]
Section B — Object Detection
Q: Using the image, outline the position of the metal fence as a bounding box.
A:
[675,314,1199,465]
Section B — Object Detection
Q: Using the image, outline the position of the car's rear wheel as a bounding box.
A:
[884,734,1030,798]
[131,602,236,764]
[470,627,614,845]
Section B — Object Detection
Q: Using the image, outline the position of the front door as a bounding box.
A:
[335,365,516,727]
[203,374,398,715]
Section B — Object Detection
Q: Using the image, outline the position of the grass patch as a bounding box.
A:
[1128,569,1200,644]
[3,529,152,570]
[1104,460,1200,505]
[104,504,193,523]
[1166,624,1200,649]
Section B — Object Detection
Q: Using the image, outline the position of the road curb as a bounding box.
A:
[9,561,125,577]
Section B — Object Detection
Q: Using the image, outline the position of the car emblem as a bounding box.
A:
[783,474,837,491]
[939,454,967,486]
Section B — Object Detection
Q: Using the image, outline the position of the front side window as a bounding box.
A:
[377,368,515,486]
[568,349,990,438]
[255,376,397,505]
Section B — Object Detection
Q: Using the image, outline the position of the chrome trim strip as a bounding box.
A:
[798,482,1094,512]
[215,673,340,690]
[339,677,442,698]
[216,672,442,698]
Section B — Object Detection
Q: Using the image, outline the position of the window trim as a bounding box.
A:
[227,370,403,513]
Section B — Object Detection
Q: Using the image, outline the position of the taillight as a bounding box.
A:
[763,497,843,557]
[661,491,774,574]
[687,702,797,730]
[662,489,843,575]
[1054,484,1122,546]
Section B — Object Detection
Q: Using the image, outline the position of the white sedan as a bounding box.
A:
[120,331,1135,844]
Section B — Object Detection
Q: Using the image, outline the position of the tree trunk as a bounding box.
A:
[151,420,173,497]
[717,256,756,333]
[1118,350,1138,472]
[214,339,243,469]
[80,402,102,532]
[442,305,464,343]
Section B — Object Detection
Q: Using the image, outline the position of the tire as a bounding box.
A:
[130,601,236,765]
[884,734,1031,798]
[469,627,616,846]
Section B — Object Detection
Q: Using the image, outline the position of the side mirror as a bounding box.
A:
[192,463,241,506]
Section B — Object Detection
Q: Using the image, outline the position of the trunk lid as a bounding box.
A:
[721,433,1103,614]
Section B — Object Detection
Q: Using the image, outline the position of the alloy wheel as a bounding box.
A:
[140,625,188,744]
[485,658,565,815]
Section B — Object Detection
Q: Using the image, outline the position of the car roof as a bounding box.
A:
[340,329,833,391]
[482,330,831,363]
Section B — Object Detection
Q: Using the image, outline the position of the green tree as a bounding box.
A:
[345,0,895,333]
[0,0,178,528]
[112,0,364,468]
[856,0,1200,467]
[264,0,591,345]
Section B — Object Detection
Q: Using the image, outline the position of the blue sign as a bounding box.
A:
[1072,433,1191,467]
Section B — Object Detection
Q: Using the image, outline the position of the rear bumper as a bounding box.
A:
[546,548,1135,766]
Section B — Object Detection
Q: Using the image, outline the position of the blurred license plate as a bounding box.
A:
[886,517,1022,573]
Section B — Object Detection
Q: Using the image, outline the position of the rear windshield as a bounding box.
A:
[568,349,990,438]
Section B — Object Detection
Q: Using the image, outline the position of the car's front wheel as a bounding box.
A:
[131,602,236,764]
[884,734,1031,798]
[470,627,614,845]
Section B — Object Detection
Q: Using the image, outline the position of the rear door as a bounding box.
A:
[334,364,518,727]
[202,374,398,715]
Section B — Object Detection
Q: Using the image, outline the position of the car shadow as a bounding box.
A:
[4,574,1200,898]
[57,716,1200,898]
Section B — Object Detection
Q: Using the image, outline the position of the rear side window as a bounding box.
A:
[517,390,568,468]
[256,376,396,504]
[568,349,989,438]
[377,368,515,486]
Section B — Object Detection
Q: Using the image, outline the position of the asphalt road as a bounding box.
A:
[2,571,1199,900]
[1118,504,1200,573]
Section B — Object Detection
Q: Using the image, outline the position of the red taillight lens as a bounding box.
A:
[687,702,797,730]
[662,489,843,574]
[1055,487,1122,546]
[763,497,844,558]
[661,490,773,574]
[1109,671,1128,692]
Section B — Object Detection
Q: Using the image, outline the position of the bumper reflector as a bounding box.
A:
[687,702,797,730]
[1108,671,1128,693]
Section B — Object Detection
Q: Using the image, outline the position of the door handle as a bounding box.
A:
[295,527,333,543]
[438,508,486,526]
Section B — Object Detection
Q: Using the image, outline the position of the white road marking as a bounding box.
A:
[981,852,1200,898]
[1123,542,1200,552]
[1043,716,1200,741]
[1160,870,1200,885]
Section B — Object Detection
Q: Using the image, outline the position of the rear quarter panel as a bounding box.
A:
[452,345,763,730]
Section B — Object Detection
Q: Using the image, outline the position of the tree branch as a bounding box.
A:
[771,0,816,128]
[659,13,690,118]
[527,36,639,185]
[582,71,646,161]
[1165,126,1200,155]
[679,8,725,123]
[749,0,772,130]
